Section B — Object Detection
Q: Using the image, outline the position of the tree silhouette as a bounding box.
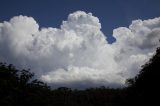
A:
[126,47,160,105]
[0,47,159,106]
[0,63,52,106]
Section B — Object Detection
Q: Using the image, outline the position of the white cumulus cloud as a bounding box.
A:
[0,11,160,88]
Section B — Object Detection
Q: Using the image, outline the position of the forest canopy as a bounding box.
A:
[0,47,160,106]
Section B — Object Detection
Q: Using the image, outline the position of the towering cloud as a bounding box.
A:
[0,11,160,88]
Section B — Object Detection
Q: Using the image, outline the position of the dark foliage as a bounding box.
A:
[0,47,159,106]
[0,63,52,106]
[125,47,160,105]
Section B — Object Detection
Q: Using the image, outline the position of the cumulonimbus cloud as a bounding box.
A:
[0,11,160,88]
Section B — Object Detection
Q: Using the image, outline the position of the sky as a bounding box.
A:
[0,0,160,89]
[0,0,160,43]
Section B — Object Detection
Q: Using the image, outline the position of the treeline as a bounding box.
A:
[0,48,160,106]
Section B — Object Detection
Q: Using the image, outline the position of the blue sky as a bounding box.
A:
[0,0,160,43]
[0,0,160,88]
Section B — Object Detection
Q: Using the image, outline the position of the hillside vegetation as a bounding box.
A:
[0,48,160,106]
